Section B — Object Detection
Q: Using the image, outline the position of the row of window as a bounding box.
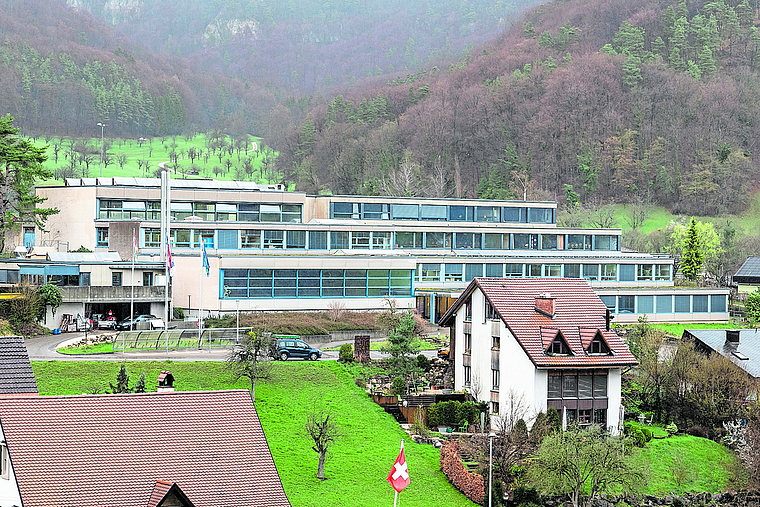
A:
[418,263,672,283]
[98,200,303,223]
[599,294,727,314]
[100,227,621,252]
[0,269,19,284]
[331,202,556,224]
[220,269,414,299]
[548,370,608,399]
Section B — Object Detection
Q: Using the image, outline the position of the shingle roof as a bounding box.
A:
[0,336,37,394]
[734,257,760,283]
[147,480,196,507]
[0,390,290,507]
[440,278,637,368]
[685,328,760,378]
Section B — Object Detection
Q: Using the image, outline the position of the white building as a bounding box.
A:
[439,277,638,433]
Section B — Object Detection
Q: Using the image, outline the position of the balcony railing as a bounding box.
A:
[61,285,170,302]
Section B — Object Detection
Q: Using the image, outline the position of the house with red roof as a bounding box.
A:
[439,278,637,433]
[0,389,290,507]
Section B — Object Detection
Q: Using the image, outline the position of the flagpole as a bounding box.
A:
[393,439,404,507]
[198,238,203,350]
[130,228,135,332]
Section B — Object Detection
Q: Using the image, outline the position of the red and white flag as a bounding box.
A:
[387,441,410,493]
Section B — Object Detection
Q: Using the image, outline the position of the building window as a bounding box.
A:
[372,232,392,249]
[112,272,122,286]
[567,234,592,250]
[693,295,709,313]
[331,231,350,249]
[544,264,561,277]
[143,228,160,248]
[594,235,619,251]
[420,264,441,283]
[505,264,523,277]
[654,264,671,281]
[193,230,214,249]
[464,365,471,386]
[513,233,538,250]
[564,264,580,278]
[587,334,611,355]
[579,409,592,425]
[465,299,472,322]
[395,232,423,249]
[492,369,500,390]
[332,202,359,219]
[485,300,499,321]
[528,264,542,277]
[143,272,153,286]
[637,264,653,281]
[263,230,284,249]
[601,264,617,281]
[96,228,109,248]
[492,335,500,350]
[594,409,607,426]
[444,264,463,282]
[362,203,389,220]
[540,234,558,250]
[675,295,691,313]
[583,264,599,281]
[0,443,9,480]
[547,334,571,355]
[424,231,451,249]
[173,229,191,248]
[80,272,91,286]
[491,401,500,415]
[486,264,503,277]
[476,206,500,222]
[464,333,472,355]
[286,230,307,249]
[238,203,260,222]
[618,295,635,314]
[711,294,727,313]
[483,233,504,249]
[656,295,672,313]
[309,231,328,250]
[241,230,262,249]
[351,231,371,249]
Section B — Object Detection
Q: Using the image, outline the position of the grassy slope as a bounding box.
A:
[32,361,475,507]
[637,435,746,495]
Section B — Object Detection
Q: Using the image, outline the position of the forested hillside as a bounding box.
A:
[70,0,543,94]
[279,0,760,216]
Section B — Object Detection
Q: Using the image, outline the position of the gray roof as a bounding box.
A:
[0,336,37,394]
[64,177,284,191]
[685,328,760,378]
[734,257,760,283]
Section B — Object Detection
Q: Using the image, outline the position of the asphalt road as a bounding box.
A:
[24,332,438,362]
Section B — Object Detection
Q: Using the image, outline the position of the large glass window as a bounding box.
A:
[216,203,237,221]
[420,264,441,282]
[287,230,306,249]
[147,201,161,220]
[483,233,504,249]
[601,264,617,281]
[486,264,503,277]
[567,234,592,250]
[122,201,146,219]
[263,230,284,248]
[619,264,635,282]
[390,270,413,296]
[351,231,371,249]
[241,230,261,249]
[544,265,561,277]
[465,264,482,282]
[298,269,321,297]
[395,232,423,249]
[99,200,122,219]
[505,264,523,277]
[540,235,558,250]
[502,207,525,223]
[476,206,500,222]
[362,203,389,220]
[594,235,619,251]
[322,270,344,297]
[218,229,237,249]
[424,232,451,249]
[333,202,359,219]
[600,296,616,312]
[564,264,580,278]
[528,264,542,277]
[455,233,481,249]
[372,232,392,249]
[638,295,654,314]
[391,204,418,220]
[345,269,366,297]
[548,371,607,399]
[449,206,474,221]
[528,207,553,223]
[675,295,691,313]
[654,264,671,281]
[711,294,727,312]
[96,227,109,248]
[618,295,635,313]
[583,264,599,281]
[172,229,191,248]
[144,228,160,248]
[331,231,350,249]
[282,204,302,223]
[238,203,260,222]
[420,205,447,220]
[444,264,464,282]
[513,233,538,249]
[193,202,215,221]
[309,231,328,249]
[170,202,193,221]
[260,204,282,222]
[192,230,214,248]
[693,295,708,312]
[274,269,297,297]
[368,270,391,296]
[637,264,653,281]
[249,269,273,298]
[656,295,672,313]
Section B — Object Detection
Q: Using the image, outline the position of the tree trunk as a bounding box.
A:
[317,452,326,480]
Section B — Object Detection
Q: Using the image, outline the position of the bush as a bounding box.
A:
[391,376,406,396]
[513,418,529,440]
[513,485,540,505]
[173,306,185,319]
[427,400,479,427]
[416,354,430,372]
[685,425,709,438]
[546,407,561,432]
[666,422,678,436]
[339,343,354,363]
[623,422,646,447]
[641,427,653,442]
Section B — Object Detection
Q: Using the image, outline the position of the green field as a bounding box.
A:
[636,434,746,495]
[650,322,744,339]
[33,133,281,186]
[32,360,475,507]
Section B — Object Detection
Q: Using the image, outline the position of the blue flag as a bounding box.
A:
[201,241,210,277]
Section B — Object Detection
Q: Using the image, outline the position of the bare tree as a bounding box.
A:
[226,330,274,402]
[589,204,617,229]
[626,195,652,229]
[305,408,340,481]
[496,388,529,435]
[469,370,484,401]
[424,158,452,198]
[116,153,128,170]
[381,151,420,196]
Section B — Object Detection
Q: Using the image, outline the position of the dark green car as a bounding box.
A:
[273,338,322,361]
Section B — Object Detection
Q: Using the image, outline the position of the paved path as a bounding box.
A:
[24,333,438,362]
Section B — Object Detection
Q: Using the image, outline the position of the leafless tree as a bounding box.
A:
[626,195,652,229]
[424,158,452,198]
[469,370,484,401]
[496,388,529,435]
[589,203,617,229]
[225,330,274,402]
[305,408,340,481]
[381,151,420,196]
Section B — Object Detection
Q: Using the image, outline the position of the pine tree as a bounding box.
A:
[681,217,704,281]
[110,363,132,394]
[134,372,147,393]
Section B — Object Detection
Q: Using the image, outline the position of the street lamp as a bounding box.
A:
[97,122,105,177]
[488,432,496,507]
[139,137,146,177]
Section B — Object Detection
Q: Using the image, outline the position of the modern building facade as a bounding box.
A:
[3,177,729,323]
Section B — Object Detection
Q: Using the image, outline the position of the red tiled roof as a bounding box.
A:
[147,480,174,507]
[0,390,290,507]
[441,278,637,368]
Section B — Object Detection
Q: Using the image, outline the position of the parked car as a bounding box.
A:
[272,338,321,361]
[92,313,117,330]
[117,314,157,331]
[437,347,450,360]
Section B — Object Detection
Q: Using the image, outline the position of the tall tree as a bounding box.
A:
[0,115,58,252]
[680,217,705,281]
[226,330,274,402]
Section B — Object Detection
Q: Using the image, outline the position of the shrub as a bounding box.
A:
[513,419,529,440]
[666,422,678,436]
[416,354,430,372]
[427,400,479,427]
[439,440,484,504]
[391,376,406,396]
[513,485,540,505]
[685,425,709,438]
[338,343,354,363]
[173,306,185,319]
[641,427,653,442]
[623,422,646,447]
[530,412,548,442]
[546,407,561,432]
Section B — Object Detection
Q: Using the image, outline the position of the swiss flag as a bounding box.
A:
[387,443,410,493]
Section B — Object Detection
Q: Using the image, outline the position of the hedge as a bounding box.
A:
[440,440,484,505]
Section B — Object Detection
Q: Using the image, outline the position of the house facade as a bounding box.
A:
[4,177,729,323]
[439,278,637,433]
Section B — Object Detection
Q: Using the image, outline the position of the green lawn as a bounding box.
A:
[637,435,746,495]
[32,361,475,507]
[33,133,282,186]
[651,321,743,339]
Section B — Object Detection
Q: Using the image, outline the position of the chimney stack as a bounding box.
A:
[535,293,556,318]
[726,330,740,344]
[157,371,175,393]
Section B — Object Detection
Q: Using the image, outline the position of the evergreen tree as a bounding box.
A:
[0,115,58,252]
[134,372,147,393]
[110,363,131,394]
[538,30,555,48]
[622,56,643,88]
[380,310,422,393]
[652,37,666,58]
[524,22,536,39]
[681,217,704,281]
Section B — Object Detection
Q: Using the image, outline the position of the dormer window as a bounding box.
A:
[546,332,572,356]
[587,332,612,355]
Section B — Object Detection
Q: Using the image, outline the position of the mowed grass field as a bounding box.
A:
[32,360,476,507]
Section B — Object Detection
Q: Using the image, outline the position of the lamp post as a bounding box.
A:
[97,122,105,177]
[139,137,146,177]
[488,432,496,507]
[236,299,240,343]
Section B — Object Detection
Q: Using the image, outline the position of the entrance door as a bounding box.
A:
[23,227,34,249]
